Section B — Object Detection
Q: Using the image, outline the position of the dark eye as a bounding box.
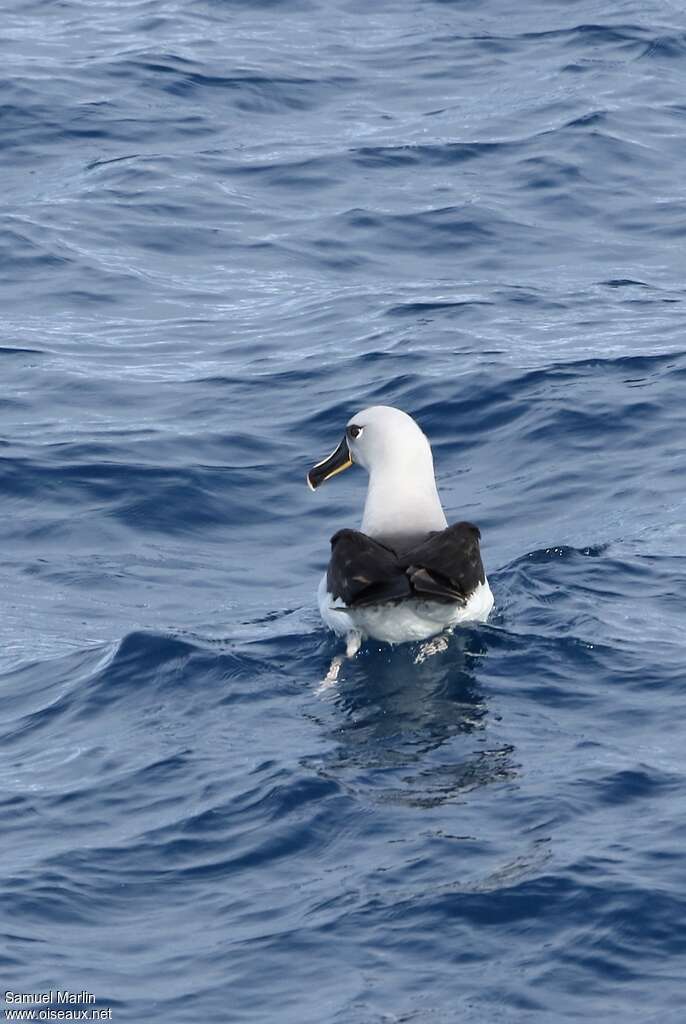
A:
[347,424,362,440]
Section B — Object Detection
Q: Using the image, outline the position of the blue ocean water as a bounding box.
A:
[2,0,686,1020]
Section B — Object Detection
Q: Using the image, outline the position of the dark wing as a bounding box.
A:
[327,529,412,607]
[400,522,486,605]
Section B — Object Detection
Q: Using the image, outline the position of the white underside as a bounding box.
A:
[317,574,494,645]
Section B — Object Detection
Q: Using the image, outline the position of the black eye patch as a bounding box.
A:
[347,424,362,439]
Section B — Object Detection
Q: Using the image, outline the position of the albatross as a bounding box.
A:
[307,406,493,672]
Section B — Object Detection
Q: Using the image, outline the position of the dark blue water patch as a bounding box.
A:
[0,454,253,534]
[601,278,649,288]
[0,345,44,355]
[204,0,316,8]
[0,224,72,272]
[332,204,545,262]
[386,299,493,318]
[640,31,686,59]
[524,23,649,47]
[564,110,610,130]
[111,53,353,113]
[514,154,586,191]
[217,140,521,206]
[582,765,681,807]
[422,350,686,443]
[352,139,517,168]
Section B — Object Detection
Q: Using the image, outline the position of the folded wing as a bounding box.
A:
[402,522,485,603]
[327,522,485,608]
[327,529,412,606]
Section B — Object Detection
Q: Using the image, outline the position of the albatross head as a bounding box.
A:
[307,406,429,488]
[307,406,447,537]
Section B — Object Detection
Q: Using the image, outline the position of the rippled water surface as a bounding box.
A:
[2,1,686,1021]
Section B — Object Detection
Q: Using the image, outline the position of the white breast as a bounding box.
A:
[318,574,493,645]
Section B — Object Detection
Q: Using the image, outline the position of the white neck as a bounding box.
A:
[361,453,447,538]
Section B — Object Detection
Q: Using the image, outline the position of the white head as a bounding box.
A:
[308,405,447,538]
[343,406,434,474]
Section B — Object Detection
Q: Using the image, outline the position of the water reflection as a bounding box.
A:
[310,628,516,806]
